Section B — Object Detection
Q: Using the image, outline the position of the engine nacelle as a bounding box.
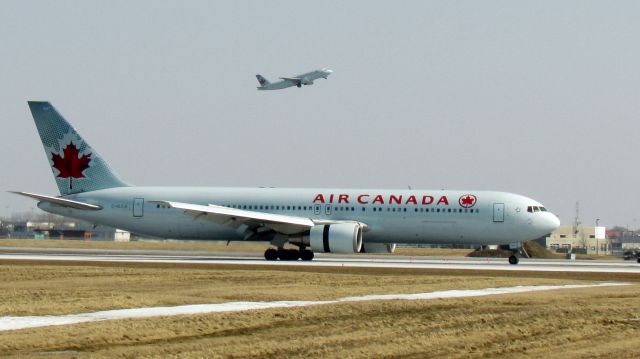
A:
[301,78,314,85]
[310,223,363,253]
[361,243,397,254]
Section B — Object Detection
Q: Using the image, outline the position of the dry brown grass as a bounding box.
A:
[0,238,272,252]
[0,278,638,358]
[0,261,580,316]
[0,260,638,358]
[0,239,473,257]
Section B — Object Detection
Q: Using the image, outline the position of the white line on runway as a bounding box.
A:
[0,283,628,332]
[1,252,640,273]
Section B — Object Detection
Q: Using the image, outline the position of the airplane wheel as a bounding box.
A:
[300,250,314,261]
[288,249,300,261]
[297,84,301,88]
[637,257,640,264]
[508,255,519,265]
[278,249,300,261]
[264,248,278,261]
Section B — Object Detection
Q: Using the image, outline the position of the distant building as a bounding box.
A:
[606,229,640,251]
[1,220,126,241]
[544,225,611,255]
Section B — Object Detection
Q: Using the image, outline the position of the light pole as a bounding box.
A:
[595,219,600,255]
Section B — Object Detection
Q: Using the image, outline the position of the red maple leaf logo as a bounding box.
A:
[51,142,91,180]
[459,194,477,208]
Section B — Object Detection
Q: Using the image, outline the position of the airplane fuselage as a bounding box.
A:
[257,68,333,90]
[39,187,559,245]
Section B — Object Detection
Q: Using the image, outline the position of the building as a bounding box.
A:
[0,220,125,241]
[544,225,611,255]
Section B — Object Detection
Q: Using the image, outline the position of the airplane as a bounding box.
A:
[13,102,560,264]
[256,68,333,90]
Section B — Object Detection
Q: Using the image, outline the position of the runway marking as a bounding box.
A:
[1,252,640,273]
[0,283,628,332]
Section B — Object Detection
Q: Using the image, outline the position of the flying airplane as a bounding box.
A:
[256,68,333,90]
[13,102,560,264]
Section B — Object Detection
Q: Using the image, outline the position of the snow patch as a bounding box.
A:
[0,283,628,332]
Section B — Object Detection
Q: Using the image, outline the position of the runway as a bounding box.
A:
[1,247,640,273]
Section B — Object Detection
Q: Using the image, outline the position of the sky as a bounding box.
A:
[1,1,640,229]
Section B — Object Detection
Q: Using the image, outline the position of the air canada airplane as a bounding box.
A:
[13,102,560,264]
[256,68,333,90]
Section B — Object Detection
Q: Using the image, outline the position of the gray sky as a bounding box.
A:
[1,1,640,228]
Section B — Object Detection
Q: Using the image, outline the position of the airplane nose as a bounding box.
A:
[544,213,561,233]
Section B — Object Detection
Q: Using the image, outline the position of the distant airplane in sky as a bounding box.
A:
[256,68,333,90]
[13,102,559,264]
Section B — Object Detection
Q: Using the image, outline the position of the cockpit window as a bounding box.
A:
[527,205,547,213]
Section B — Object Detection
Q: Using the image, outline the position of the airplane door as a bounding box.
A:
[325,204,332,215]
[133,198,144,217]
[493,203,504,222]
[314,204,321,215]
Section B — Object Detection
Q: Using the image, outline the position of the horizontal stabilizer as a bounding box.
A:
[10,191,102,210]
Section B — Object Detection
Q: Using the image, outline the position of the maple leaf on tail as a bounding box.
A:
[51,142,92,190]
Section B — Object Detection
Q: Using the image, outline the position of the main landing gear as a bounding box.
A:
[508,254,519,265]
[264,248,314,261]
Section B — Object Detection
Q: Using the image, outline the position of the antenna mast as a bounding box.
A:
[573,201,580,235]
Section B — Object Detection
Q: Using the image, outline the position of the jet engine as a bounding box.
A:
[309,223,363,253]
[361,243,396,254]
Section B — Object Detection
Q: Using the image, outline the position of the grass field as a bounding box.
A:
[0,238,475,256]
[0,238,273,253]
[0,260,638,358]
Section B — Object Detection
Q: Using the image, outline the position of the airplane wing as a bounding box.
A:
[153,201,315,235]
[279,77,302,85]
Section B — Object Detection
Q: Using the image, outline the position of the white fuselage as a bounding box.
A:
[257,69,332,90]
[38,187,560,245]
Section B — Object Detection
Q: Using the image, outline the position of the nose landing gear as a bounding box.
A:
[508,255,519,265]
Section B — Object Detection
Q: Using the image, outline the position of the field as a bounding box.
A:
[0,238,477,257]
[0,238,274,253]
[0,259,639,358]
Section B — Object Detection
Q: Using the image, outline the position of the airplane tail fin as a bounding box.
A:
[27,101,128,196]
[256,74,270,86]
